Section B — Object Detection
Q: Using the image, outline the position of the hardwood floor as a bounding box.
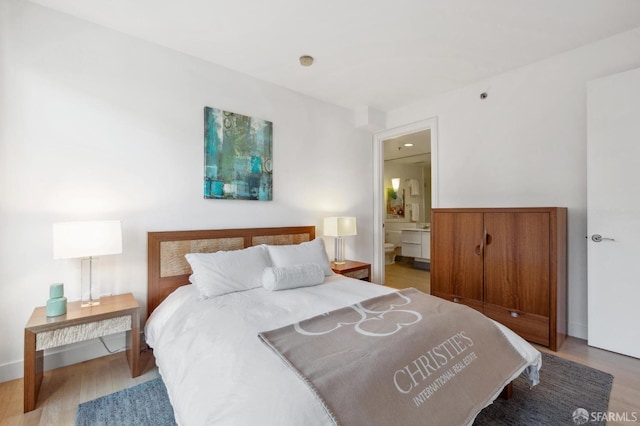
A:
[1,329,638,425]
[384,257,430,293]
[0,350,158,426]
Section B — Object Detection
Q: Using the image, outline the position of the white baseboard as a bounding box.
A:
[0,332,128,384]
[568,321,588,340]
[0,358,24,384]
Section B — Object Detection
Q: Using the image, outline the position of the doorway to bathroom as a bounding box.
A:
[372,118,438,289]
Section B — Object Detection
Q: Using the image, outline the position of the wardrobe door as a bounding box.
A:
[431,211,484,312]
[483,212,551,345]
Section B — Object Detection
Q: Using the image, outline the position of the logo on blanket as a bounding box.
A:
[393,331,477,406]
[294,292,422,337]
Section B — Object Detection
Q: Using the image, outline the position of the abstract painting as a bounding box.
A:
[203,107,273,200]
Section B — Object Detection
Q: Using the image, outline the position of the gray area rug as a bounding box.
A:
[75,377,176,426]
[475,352,613,425]
[75,352,612,425]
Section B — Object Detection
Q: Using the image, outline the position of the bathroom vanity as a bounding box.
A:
[401,228,430,265]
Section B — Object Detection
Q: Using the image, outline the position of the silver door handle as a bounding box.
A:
[591,234,615,242]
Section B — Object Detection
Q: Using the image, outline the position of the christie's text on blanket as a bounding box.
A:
[393,331,477,405]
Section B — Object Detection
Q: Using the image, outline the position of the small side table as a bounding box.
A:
[331,260,371,282]
[24,293,140,412]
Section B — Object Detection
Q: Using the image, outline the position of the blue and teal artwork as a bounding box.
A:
[203,107,273,200]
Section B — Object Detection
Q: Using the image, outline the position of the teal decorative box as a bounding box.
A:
[46,283,67,317]
[49,283,64,299]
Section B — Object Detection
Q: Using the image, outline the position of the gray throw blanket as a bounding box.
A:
[259,288,527,426]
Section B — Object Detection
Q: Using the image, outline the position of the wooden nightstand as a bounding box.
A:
[331,260,371,282]
[24,293,140,412]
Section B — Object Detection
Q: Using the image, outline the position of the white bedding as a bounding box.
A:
[145,276,541,426]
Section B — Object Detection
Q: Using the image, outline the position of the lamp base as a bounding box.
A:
[81,257,101,307]
[333,237,347,265]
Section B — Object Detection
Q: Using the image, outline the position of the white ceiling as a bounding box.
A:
[27,0,640,112]
[384,131,430,165]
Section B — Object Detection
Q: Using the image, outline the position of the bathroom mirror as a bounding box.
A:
[386,188,405,218]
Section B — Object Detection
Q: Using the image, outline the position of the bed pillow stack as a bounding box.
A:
[185,238,333,297]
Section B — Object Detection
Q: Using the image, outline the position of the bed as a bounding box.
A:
[145,226,542,426]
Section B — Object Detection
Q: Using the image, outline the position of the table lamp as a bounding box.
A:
[53,220,123,306]
[323,217,357,265]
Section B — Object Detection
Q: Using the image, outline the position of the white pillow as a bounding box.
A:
[266,238,334,276]
[262,263,325,291]
[185,245,271,298]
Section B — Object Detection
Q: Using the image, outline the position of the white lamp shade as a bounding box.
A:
[323,217,357,237]
[53,220,123,259]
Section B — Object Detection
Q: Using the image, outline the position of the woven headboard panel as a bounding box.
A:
[147,226,315,316]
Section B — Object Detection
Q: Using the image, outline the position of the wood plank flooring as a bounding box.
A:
[0,349,158,426]
[1,314,638,425]
[384,257,430,293]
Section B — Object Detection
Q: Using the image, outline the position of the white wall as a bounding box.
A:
[386,26,640,340]
[0,0,374,382]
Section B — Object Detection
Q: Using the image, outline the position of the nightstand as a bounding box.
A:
[331,260,371,282]
[24,293,140,412]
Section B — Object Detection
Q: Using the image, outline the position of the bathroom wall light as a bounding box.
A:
[391,178,400,191]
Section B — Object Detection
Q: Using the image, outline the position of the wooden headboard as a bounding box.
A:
[147,226,316,316]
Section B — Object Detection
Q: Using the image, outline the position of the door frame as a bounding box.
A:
[372,117,439,284]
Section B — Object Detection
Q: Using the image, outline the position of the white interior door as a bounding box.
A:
[587,67,640,359]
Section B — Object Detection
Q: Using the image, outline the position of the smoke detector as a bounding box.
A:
[299,55,314,67]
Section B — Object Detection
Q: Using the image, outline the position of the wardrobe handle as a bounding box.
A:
[484,228,492,246]
[476,233,485,257]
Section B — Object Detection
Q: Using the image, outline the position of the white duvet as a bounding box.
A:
[145,276,541,426]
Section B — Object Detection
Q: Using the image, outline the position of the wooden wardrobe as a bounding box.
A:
[430,207,567,351]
